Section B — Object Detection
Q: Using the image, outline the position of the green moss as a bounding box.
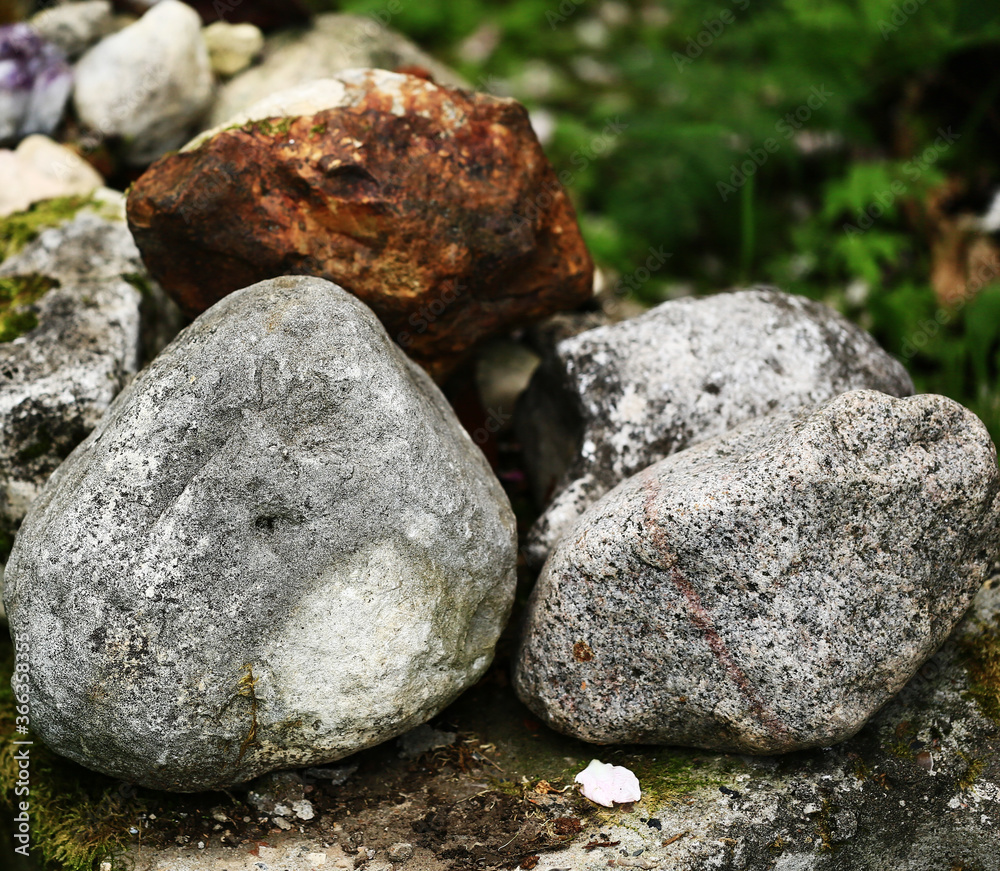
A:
[815,796,836,852]
[0,636,146,870]
[0,275,58,343]
[122,271,154,301]
[850,755,872,782]
[887,721,918,761]
[0,196,95,262]
[621,750,728,805]
[243,117,295,137]
[310,123,328,136]
[959,620,1000,725]
[956,753,986,793]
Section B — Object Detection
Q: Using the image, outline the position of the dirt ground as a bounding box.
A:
[120,656,630,871]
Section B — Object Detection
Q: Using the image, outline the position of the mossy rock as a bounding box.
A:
[0,274,59,343]
[0,197,97,264]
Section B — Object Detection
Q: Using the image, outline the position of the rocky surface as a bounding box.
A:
[0,23,72,143]
[127,70,593,379]
[0,199,169,562]
[201,20,263,78]
[96,575,1000,870]
[72,0,213,164]
[29,0,113,60]
[205,13,466,129]
[0,133,103,216]
[4,275,518,791]
[518,287,915,566]
[515,390,1000,753]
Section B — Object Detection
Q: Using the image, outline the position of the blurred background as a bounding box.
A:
[315,0,1000,439]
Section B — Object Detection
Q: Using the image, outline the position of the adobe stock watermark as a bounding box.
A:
[545,0,586,29]
[878,0,930,40]
[900,256,997,361]
[602,246,672,316]
[344,0,405,48]
[842,127,960,237]
[471,406,512,446]
[11,634,32,858]
[717,85,833,202]
[673,0,751,73]
[78,62,166,154]
[509,116,628,230]
[396,279,468,350]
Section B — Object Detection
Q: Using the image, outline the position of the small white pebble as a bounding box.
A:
[292,799,315,821]
[574,759,641,807]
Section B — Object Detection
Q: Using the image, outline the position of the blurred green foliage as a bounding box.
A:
[314,0,1000,430]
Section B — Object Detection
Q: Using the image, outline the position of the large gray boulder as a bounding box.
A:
[72,0,213,164]
[517,287,915,567]
[514,390,999,753]
[205,13,466,129]
[0,199,174,565]
[4,275,517,791]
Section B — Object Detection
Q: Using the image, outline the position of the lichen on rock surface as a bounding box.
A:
[0,197,178,565]
[126,69,593,380]
[0,273,56,342]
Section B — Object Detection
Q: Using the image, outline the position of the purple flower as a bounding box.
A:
[0,24,72,144]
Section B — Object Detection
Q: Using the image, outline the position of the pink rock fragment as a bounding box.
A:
[574,759,641,807]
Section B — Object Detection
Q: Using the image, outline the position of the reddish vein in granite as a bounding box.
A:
[641,472,789,739]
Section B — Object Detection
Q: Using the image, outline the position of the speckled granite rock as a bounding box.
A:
[72,0,213,164]
[204,12,466,129]
[514,390,999,753]
[517,287,915,567]
[0,198,175,564]
[4,275,517,791]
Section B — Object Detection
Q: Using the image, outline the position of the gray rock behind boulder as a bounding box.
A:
[5,276,517,791]
[514,390,999,753]
[205,13,467,129]
[518,287,915,567]
[1,208,148,550]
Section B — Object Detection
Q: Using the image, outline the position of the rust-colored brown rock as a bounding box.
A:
[126,70,593,378]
